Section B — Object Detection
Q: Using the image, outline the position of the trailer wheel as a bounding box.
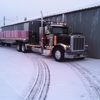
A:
[0,41,1,45]
[1,42,5,46]
[53,47,64,62]
[22,44,27,53]
[79,57,85,60]
[7,44,11,46]
[16,43,22,51]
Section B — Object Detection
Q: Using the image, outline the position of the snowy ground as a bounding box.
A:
[0,46,100,100]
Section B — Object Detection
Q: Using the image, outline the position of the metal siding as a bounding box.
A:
[71,8,100,58]
[98,9,100,58]
[51,17,56,22]
[87,8,100,58]
[81,10,91,57]
[56,16,62,22]
[24,22,29,31]
[44,7,100,58]
[96,8,100,58]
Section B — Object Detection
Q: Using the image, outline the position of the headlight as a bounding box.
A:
[63,45,67,49]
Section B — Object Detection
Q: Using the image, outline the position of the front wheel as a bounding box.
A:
[53,47,64,62]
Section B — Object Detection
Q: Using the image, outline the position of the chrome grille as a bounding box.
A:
[73,38,84,50]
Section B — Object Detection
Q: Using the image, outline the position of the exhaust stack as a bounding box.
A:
[40,11,45,53]
[62,14,64,22]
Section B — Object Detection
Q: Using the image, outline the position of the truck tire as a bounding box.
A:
[53,47,64,62]
[1,42,5,46]
[79,57,85,60]
[7,44,11,46]
[16,43,22,51]
[22,44,27,53]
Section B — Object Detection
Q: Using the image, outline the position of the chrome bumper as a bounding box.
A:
[64,52,86,59]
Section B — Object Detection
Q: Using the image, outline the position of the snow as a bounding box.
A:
[0,46,37,100]
[0,46,100,100]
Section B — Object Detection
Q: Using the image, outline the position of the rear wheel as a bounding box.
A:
[22,44,27,53]
[79,57,85,60]
[7,44,11,46]
[53,47,64,62]
[1,42,5,46]
[16,43,22,51]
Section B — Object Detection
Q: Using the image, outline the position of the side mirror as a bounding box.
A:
[45,26,48,34]
[45,26,51,34]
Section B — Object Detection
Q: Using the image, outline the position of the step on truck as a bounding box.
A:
[0,18,88,61]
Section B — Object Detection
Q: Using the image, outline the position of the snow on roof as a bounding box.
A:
[43,2,100,18]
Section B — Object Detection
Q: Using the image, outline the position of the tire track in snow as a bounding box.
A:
[66,62,100,100]
[26,54,50,100]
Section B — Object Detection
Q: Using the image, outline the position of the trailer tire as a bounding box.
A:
[22,44,27,53]
[53,47,64,62]
[1,42,5,46]
[16,43,22,52]
[79,57,85,60]
[7,44,11,46]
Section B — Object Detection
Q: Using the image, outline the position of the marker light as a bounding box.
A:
[64,23,67,25]
[51,22,53,24]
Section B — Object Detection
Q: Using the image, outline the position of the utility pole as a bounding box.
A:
[4,16,5,26]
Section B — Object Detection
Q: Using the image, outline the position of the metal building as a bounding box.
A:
[43,6,100,59]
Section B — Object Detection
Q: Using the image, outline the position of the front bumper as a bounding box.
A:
[64,53,85,59]
[64,51,87,59]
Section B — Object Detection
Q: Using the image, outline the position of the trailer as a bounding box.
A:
[0,19,88,61]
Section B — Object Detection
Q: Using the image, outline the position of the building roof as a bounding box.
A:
[43,2,100,18]
[1,2,100,28]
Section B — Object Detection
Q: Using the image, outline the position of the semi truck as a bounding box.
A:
[0,18,88,61]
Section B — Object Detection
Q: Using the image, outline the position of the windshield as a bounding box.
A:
[52,27,68,34]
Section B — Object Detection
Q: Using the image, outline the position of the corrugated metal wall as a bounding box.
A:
[44,7,100,59]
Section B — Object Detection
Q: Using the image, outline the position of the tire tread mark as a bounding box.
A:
[67,62,100,100]
[74,63,100,99]
[38,59,50,100]
[26,59,41,100]
[25,55,50,100]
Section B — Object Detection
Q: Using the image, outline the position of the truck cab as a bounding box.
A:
[40,21,88,61]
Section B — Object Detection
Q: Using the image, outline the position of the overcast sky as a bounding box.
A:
[0,0,100,26]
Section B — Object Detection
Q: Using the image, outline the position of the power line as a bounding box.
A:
[6,16,18,21]
[5,18,15,22]
[1,16,18,26]
[0,20,3,23]
[9,16,18,20]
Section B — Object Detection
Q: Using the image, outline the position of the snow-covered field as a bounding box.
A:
[0,46,100,100]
